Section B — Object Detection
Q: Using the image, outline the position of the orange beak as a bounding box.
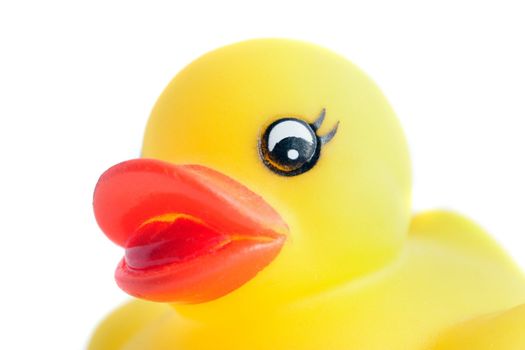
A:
[93,159,287,303]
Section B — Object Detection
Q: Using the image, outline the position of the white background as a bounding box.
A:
[1,1,524,349]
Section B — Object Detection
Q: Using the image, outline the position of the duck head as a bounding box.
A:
[93,39,411,309]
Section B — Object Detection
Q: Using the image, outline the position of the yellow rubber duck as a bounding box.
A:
[89,39,525,350]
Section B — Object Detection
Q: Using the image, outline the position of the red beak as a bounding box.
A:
[93,159,287,303]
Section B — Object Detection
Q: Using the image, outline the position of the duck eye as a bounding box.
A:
[259,118,320,176]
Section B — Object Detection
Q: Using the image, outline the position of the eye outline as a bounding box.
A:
[259,117,320,176]
[258,109,339,177]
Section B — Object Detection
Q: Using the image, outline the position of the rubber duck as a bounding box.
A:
[89,39,525,350]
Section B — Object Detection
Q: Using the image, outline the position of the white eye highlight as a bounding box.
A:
[267,120,314,152]
[287,149,299,160]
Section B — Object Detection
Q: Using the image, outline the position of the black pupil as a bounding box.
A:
[268,136,315,171]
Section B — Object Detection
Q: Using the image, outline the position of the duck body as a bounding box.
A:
[89,39,525,349]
